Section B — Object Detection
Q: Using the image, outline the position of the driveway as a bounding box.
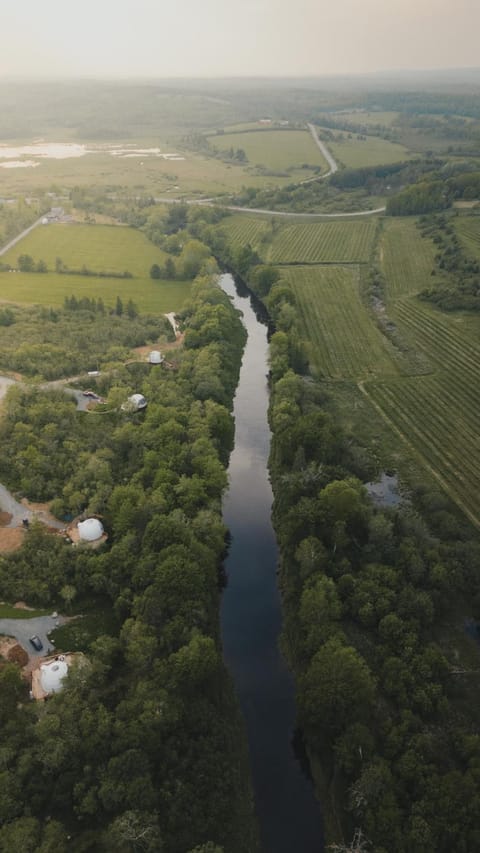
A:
[0,613,67,657]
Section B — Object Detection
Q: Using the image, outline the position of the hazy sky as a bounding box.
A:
[3,0,479,78]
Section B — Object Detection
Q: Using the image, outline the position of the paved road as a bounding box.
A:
[0,614,66,656]
[307,122,338,177]
[0,217,44,257]
[154,196,385,219]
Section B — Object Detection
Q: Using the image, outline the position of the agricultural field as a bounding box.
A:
[269,219,377,264]
[363,371,480,528]
[221,214,273,258]
[322,130,412,168]
[380,217,437,299]
[0,223,191,312]
[375,221,480,527]
[221,215,378,264]
[281,265,396,380]
[211,129,328,175]
[454,214,480,258]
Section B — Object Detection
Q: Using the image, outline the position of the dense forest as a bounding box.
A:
[0,268,259,852]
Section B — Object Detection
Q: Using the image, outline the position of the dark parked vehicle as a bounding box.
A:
[29,635,43,651]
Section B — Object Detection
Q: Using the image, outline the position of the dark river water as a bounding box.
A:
[219,273,324,853]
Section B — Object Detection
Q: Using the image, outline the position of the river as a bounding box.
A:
[219,273,324,853]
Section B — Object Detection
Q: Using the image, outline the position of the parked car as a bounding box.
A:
[29,635,43,651]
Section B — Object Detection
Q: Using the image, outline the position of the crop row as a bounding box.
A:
[454,216,480,260]
[392,297,480,375]
[268,220,377,264]
[382,218,437,299]
[283,266,396,380]
[365,378,480,524]
[221,215,271,258]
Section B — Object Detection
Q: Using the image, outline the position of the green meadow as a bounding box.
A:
[325,131,412,168]
[211,129,328,174]
[0,224,191,312]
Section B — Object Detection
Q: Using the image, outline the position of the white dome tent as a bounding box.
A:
[40,657,69,694]
[77,518,104,542]
[122,393,148,412]
[148,350,164,365]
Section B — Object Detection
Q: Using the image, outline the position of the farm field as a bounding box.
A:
[211,129,328,174]
[321,130,412,168]
[221,215,378,264]
[376,221,480,526]
[381,217,437,300]
[268,219,377,264]
[265,207,480,526]
[0,224,191,312]
[363,372,480,528]
[454,214,480,259]
[281,265,396,379]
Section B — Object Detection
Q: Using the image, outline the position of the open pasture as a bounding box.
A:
[211,130,327,174]
[281,265,396,380]
[2,223,167,277]
[323,130,412,169]
[0,224,191,312]
[0,146,295,198]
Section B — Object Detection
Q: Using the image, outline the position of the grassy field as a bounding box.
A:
[454,214,480,259]
[323,131,412,168]
[381,218,437,299]
[221,215,378,264]
[0,224,191,312]
[0,147,300,198]
[211,129,327,175]
[2,223,167,276]
[281,265,396,380]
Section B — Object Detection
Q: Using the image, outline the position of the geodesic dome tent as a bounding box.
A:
[125,393,147,411]
[40,658,69,694]
[77,518,104,542]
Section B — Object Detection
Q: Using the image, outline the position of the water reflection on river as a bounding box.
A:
[219,273,324,853]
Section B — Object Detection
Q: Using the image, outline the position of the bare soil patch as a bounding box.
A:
[0,527,24,553]
[0,511,12,527]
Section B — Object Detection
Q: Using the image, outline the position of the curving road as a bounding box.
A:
[307,122,338,177]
